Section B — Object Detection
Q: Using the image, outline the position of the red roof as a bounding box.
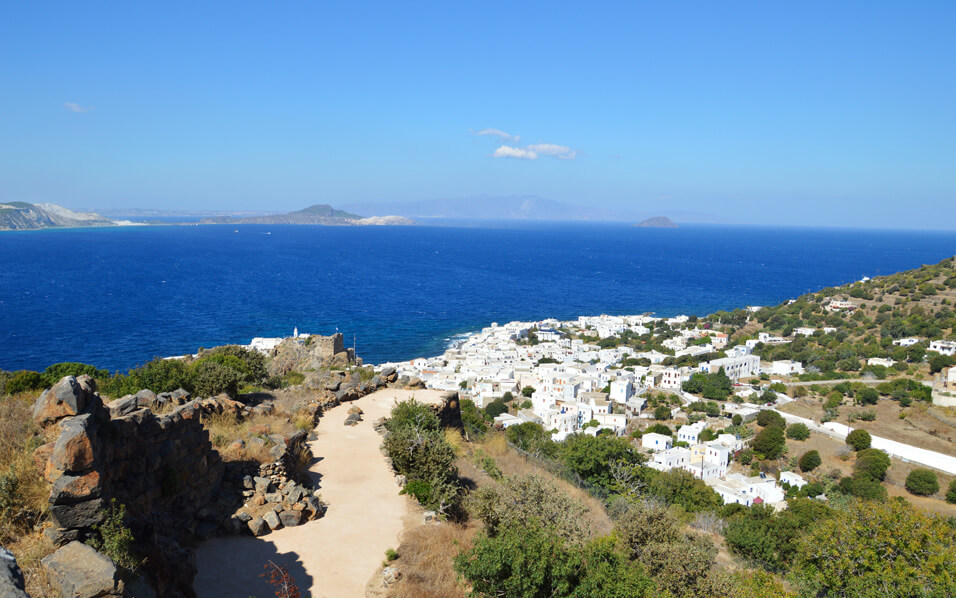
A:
[753,497,764,504]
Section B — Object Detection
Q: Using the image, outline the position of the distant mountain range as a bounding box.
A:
[635,216,678,228]
[199,204,415,226]
[0,202,121,231]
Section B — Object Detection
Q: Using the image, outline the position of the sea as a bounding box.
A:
[1,222,954,373]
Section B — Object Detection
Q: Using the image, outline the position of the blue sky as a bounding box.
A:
[2,1,954,227]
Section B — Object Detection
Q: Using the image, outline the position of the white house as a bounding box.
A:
[493,413,521,428]
[677,422,706,444]
[706,473,787,507]
[929,340,956,357]
[642,433,672,451]
[867,357,896,368]
[794,327,816,337]
[704,442,731,466]
[825,299,856,312]
[699,355,761,381]
[660,367,685,390]
[893,337,922,347]
[609,380,633,403]
[779,471,807,489]
[652,447,692,470]
[771,360,805,376]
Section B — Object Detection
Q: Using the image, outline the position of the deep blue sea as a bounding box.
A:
[1,222,954,372]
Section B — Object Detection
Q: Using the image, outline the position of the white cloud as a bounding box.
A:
[63,102,93,113]
[492,145,538,159]
[475,128,520,143]
[526,143,576,160]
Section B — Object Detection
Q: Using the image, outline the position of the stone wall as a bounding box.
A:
[34,376,225,544]
[268,332,356,375]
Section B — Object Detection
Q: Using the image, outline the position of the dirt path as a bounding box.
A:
[194,388,445,598]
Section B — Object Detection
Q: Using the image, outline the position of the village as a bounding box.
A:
[378,309,956,509]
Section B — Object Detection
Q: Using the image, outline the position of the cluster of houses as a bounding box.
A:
[381,314,810,508]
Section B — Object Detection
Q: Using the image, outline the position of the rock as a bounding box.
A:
[50,470,102,505]
[370,375,384,388]
[48,415,96,474]
[49,497,105,530]
[196,521,218,540]
[347,405,364,415]
[247,517,269,536]
[278,510,302,527]
[395,474,406,487]
[286,485,305,504]
[32,376,90,427]
[324,379,342,392]
[263,510,282,531]
[330,351,350,369]
[381,366,398,382]
[235,510,253,523]
[43,526,80,547]
[423,510,437,523]
[264,492,283,503]
[242,475,255,490]
[125,575,158,598]
[42,541,123,597]
[382,566,402,586]
[107,396,139,418]
[0,547,29,598]
[253,476,273,493]
[134,389,159,408]
[406,376,423,388]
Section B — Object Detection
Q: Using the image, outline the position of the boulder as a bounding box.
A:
[32,376,90,427]
[42,541,123,597]
[49,497,105,530]
[50,470,102,505]
[423,510,437,523]
[330,351,350,370]
[382,566,402,586]
[48,414,96,474]
[0,547,29,598]
[253,476,272,493]
[347,405,364,415]
[406,376,423,388]
[324,379,342,392]
[278,510,303,528]
[247,517,269,536]
[263,511,282,531]
[107,396,139,418]
[380,366,398,381]
[134,389,159,408]
[370,375,384,388]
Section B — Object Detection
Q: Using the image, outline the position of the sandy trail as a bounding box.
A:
[194,388,443,598]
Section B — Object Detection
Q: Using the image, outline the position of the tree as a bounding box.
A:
[459,398,487,437]
[795,499,956,597]
[506,422,550,452]
[502,391,515,403]
[756,410,785,429]
[758,389,777,405]
[845,429,871,451]
[191,359,241,397]
[653,405,671,420]
[929,354,954,374]
[484,400,508,419]
[858,387,879,405]
[559,435,645,494]
[853,449,890,481]
[785,423,809,440]
[798,450,821,472]
[905,469,939,496]
[752,426,786,460]
[521,386,535,397]
[647,469,722,512]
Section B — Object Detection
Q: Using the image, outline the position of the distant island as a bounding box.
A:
[635,216,678,228]
[342,195,641,221]
[0,202,127,231]
[199,204,415,226]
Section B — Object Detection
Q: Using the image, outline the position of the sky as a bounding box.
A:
[1,1,955,228]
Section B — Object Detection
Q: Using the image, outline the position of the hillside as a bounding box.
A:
[0,202,115,231]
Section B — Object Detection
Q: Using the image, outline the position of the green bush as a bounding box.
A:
[191,359,242,397]
[506,422,550,452]
[838,474,887,501]
[41,363,108,387]
[4,371,43,395]
[786,423,810,440]
[798,450,821,472]
[904,469,939,496]
[845,429,871,451]
[87,500,140,571]
[647,469,722,512]
[756,410,786,429]
[752,425,786,460]
[946,480,956,504]
[853,449,891,481]
[484,400,508,419]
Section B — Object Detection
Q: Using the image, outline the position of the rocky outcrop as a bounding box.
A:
[268,333,356,376]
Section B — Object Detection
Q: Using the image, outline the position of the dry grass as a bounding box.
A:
[201,411,299,464]
[388,521,477,598]
[0,394,56,596]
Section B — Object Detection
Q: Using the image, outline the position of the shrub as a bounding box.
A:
[41,363,108,387]
[738,449,755,465]
[87,500,140,571]
[506,422,550,452]
[946,480,956,504]
[838,475,887,501]
[798,450,821,472]
[468,474,588,542]
[756,410,786,429]
[853,449,890,481]
[191,359,242,397]
[4,371,43,395]
[786,423,810,440]
[653,405,671,420]
[904,469,939,496]
[845,429,871,451]
[484,400,508,419]
[732,414,743,426]
[752,425,786,460]
[648,469,723,512]
[796,499,956,596]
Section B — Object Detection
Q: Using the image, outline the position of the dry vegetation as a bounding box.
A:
[0,392,56,596]
[201,411,304,464]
